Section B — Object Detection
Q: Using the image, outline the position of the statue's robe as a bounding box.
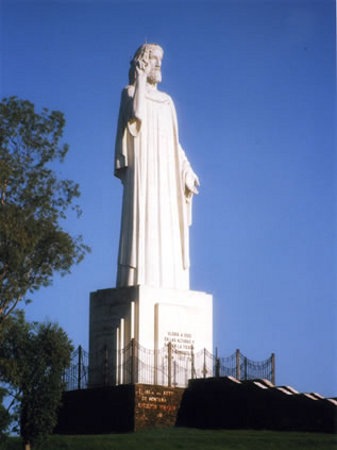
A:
[114,85,194,290]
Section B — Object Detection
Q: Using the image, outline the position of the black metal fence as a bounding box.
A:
[63,342,275,391]
[63,345,89,390]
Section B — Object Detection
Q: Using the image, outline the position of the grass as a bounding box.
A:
[3,428,337,450]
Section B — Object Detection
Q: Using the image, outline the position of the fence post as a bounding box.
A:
[215,347,220,378]
[244,356,248,380]
[117,346,121,385]
[153,348,157,385]
[236,349,241,380]
[130,338,135,384]
[271,353,275,385]
[203,348,207,378]
[131,338,138,384]
[77,345,82,390]
[104,344,109,386]
[191,345,195,380]
[167,342,172,387]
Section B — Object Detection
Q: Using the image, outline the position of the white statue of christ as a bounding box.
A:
[115,44,199,290]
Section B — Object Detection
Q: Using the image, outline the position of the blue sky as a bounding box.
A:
[1,0,336,397]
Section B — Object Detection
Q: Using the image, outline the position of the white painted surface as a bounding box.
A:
[115,44,199,290]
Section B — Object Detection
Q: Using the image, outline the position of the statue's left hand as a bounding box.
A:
[185,172,200,196]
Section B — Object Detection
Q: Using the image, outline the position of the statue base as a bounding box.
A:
[55,383,184,434]
[88,285,213,388]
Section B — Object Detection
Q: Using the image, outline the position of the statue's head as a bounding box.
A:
[129,43,164,85]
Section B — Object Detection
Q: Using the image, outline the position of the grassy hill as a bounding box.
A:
[4,428,337,450]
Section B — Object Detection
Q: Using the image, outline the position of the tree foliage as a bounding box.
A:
[0,97,89,322]
[0,310,73,449]
[0,387,11,443]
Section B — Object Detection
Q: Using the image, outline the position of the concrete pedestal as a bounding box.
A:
[55,383,184,434]
[89,285,213,387]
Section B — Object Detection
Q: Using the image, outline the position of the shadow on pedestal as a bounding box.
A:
[55,378,336,434]
[55,384,184,434]
[54,385,134,434]
[176,377,337,433]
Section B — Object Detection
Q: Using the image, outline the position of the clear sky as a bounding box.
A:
[1,0,336,397]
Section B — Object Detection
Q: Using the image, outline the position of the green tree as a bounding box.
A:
[0,387,11,444]
[0,97,89,323]
[0,310,73,449]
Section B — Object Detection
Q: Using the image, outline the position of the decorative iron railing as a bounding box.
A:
[63,342,275,391]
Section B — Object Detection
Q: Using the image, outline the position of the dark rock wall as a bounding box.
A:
[55,379,336,434]
[176,378,336,433]
[55,385,135,434]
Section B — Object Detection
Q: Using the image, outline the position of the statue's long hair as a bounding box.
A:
[128,43,164,85]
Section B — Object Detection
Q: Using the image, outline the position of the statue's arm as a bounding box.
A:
[114,82,146,179]
[179,145,200,200]
[122,85,141,137]
[127,59,150,136]
[132,75,146,123]
[114,88,133,178]
[178,144,199,227]
[169,96,200,200]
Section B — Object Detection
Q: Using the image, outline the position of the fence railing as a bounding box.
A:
[63,341,275,391]
[63,345,89,390]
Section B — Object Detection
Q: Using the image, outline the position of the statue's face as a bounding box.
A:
[147,47,163,85]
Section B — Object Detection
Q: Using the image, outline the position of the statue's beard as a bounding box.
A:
[147,69,162,85]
